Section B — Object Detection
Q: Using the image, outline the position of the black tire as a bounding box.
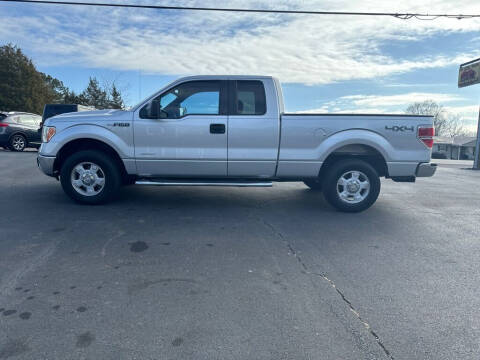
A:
[9,134,27,152]
[304,179,322,191]
[322,159,380,213]
[60,150,121,205]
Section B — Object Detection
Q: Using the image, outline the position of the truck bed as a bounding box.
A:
[276,113,434,178]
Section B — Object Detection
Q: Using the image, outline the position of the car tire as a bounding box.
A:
[303,179,322,191]
[322,159,380,213]
[60,150,121,205]
[9,134,27,152]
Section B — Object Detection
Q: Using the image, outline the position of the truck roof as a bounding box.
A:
[131,75,280,111]
[174,75,276,82]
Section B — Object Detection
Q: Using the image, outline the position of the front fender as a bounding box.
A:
[39,124,134,158]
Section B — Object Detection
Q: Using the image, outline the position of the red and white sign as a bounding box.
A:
[458,58,480,88]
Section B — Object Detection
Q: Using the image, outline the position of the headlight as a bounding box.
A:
[42,126,56,143]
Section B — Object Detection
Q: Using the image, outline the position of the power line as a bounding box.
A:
[0,0,479,20]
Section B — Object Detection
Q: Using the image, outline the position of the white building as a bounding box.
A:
[432,136,477,160]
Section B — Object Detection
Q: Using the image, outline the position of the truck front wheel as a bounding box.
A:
[322,159,380,213]
[60,150,121,204]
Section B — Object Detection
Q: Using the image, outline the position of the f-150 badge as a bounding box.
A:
[107,122,130,127]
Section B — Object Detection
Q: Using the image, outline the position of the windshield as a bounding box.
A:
[131,93,156,111]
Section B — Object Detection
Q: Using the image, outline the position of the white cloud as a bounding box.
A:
[383,83,451,88]
[298,92,476,120]
[1,0,480,84]
[341,93,463,107]
[444,105,479,130]
[296,107,397,114]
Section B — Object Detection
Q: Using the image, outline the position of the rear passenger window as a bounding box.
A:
[33,116,42,125]
[19,115,36,125]
[234,81,266,115]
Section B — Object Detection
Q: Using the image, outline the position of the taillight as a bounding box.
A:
[418,125,434,148]
[0,123,8,127]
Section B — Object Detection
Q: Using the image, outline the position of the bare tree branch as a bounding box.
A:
[405,100,472,137]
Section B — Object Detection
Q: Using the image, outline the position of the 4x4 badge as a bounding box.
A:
[385,125,414,132]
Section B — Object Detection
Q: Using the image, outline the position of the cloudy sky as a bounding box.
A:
[1,0,480,131]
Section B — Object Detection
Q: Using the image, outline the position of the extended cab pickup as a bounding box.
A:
[38,75,436,212]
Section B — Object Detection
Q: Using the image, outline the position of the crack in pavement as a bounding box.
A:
[0,240,59,301]
[101,230,127,258]
[310,271,394,359]
[101,230,128,269]
[261,219,394,360]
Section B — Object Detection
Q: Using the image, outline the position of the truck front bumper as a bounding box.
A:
[37,154,56,177]
[416,162,437,177]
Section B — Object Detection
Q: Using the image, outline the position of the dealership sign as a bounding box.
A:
[458,57,480,169]
[458,58,480,88]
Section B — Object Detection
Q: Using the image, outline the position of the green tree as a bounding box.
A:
[0,44,64,114]
[81,77,108,109]
[42,73,68,103]
[109,84,124,109]
[0,44,128,112]
[77,78,126,109]
[0,44,68,114]
[62,88,83,104]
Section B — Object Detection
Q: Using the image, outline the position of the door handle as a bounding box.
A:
[210,123,226,134]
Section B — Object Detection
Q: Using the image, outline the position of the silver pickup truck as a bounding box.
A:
[38,75,436,212]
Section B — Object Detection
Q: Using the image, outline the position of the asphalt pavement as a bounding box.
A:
[0,150,479,360]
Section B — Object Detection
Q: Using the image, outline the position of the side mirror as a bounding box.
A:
[149,99,161,119]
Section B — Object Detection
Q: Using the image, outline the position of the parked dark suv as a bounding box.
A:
[0,112,42,151]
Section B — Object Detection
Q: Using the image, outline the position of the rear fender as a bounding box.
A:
[317,130,393,162]
[277,129,393,178]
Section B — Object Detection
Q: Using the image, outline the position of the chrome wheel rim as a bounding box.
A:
[71,162,105,196]
[337,170,370,204]
[12,136,25,151]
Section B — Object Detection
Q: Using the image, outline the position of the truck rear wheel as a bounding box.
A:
[60,150,121,204]
[322,159,380,213]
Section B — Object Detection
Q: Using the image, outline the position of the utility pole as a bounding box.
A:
[458,57,480,169]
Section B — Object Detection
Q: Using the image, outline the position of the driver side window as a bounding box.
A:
[141,81,222,119]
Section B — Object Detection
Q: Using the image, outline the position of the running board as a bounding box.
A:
[135,179,273,187]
